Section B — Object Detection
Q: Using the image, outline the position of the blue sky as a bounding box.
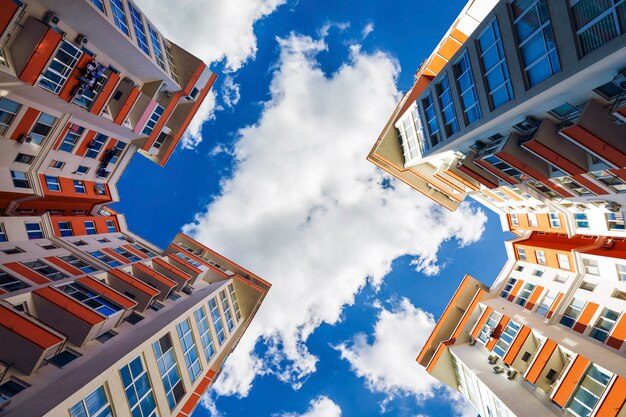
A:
[118,1,510,416]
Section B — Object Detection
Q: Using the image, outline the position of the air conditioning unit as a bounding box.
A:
[76,34,88,45]
[182,285,194,295]
[612,69,626,91]
[493,365,505,374]
[605,201,622,212]
[513,116,540,134]
[0,395,11,410]
[468,336,477,346]
[488,354,498,364]
[17,134,32,144]
[507,369,518,380]
[43,11,60,25]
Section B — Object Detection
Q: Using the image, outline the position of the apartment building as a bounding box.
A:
[0,0,216,216]
[367,0,626,236]
[0,212,270,417]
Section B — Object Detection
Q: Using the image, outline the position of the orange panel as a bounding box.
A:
[562,125,626,167]
[507,280,524,302]
[134,262,178,287]
[573,302,599,334]
[10,107,40,140]
[114,87,141,125]
[470,307,493,339]
[503,326,531,366]
[525,286,544,310]
[52,123,72,150]
[19,28,62,85]
[426,339,454,373]
[0,0,19,35]
[525,339,557,384]
[0,304,63,349]
[78,276,137,309]
[74,130,97,157]
[58,53,92,102]
[607,314,626,350]
[486,316,510,351]
[546,292,564,319]
[44,256,83,276]
[108,268,159,297]
[552,356,590,407]
[180,393,201,415]
[102,247,129,264]
[34,286,105,326]
[3,262,49,285]
[142,92,183,151]
[123,244,149,259]
[167,255,201,275]
[90,72,120,115]
[451,290,486,340]
[595,376,626,417]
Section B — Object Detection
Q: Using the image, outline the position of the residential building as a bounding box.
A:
[0,211,270,417]
[0,0,216,216]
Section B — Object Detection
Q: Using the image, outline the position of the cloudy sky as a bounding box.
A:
[121,0,509,416]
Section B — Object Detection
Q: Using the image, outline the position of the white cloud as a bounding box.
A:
[318,21,351,38]
[277,396,342,417]
[185,32,487,397]
[199,393,223,417]
[180,89,217,150]
[222,76,241,108]
[361,22,374,39]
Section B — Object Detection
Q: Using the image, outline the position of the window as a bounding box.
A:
[86,133,107,158]
[528,212,538,227]
[595,79,625,99]
[517,247,527,261]
[590,170,626,193]
[435,74,459,136]
[583,258,600,276]
[90,251,121,267]
[510,213,519,226]
[112,247,139,262]
[91,0,105,13]
[0,223,6,242]
[25,222,43,239]
[575,213,590,229]
[142,105,164,136]
[108,141,126,164]
[76,166,90,175]
[2,247,23,255]
[38,41,82,94]
[73,240,88,246]
[422,93,441,147]
[131,243,157,257]
[23,260,67,281]
[493,321,521,357]
[105,220,116,233]
[617,264,626,281]
[500,277,517,299]
[514,265,524,272]
[209,297,226,345]
[152,131,168,151]
[120,356,158,417]
[0,270,28,292]
[194,307,216,361]
[163,40,179,83]
[511,0,560,86]
[40,243,57,250]
[58,221,73,237]
[127,3,150,55]
[110,0,130,36]
[60,255,97,273]
[220,290,235,331]
[536,289,558,316]
[59,125,84,152]
[44,175,61,191]
[96,330,117,343]
[477,311,501,344]
[567,364,613,417]
[516,283,536,307]
[49,160,65,170]
[62,283,121,316]
[0,379,28,398]
[173,252,202,268]
[558,253,571,270]
[148,24,167,70]
[69,385,114,417]
[590,308,620,343]
[606,212,625,230]
[571,0,626,56]
[176,319,202,382]
[0,97,21,135]
[28,112,57,145]
[85,221,97,235]
[97,238,109,243]
[72,180,86,194]
[549,213,561,228]
[14,153,34,164]
[533,269,544,277]
[560,298,585,328]
[152,334,185,410]
[95,183,107,196]
[536,250,546,265]
[397,106,427,163]
[477,19,514,109]
[11,170,30,188]
[228,283,242,320]
[453,51,482,124]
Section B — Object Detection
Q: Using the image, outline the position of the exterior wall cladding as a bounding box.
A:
[0,1,269,417]
[368,0,626,416]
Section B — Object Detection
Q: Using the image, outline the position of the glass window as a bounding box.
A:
[23,260,67,281]
[0,270,29,292]
[25,222,43,239]
[583,258,600,276]
[45,176,61,192]
[194,307,216,361]
[152,131,168,151]
[119,356,158,417]
[0,97,21,135]
[86,133,107,158]
[109,0,130,36]
[142,105,164,136]
[220,290,235,331]
[73,71,109,110]
[435,74,459,136]
[567,364,613,417]
[69,385,114,417]
[558,253,571,270]
[106,220,116,233]
[228,283,242,321]
[516,283,535,307]
[617,264,626,281]
[0,224,6,242]
[590,170,626,193]
[108,141,126,164]
[397,107,427,163]
[85,221,97,235]
[477,311,501,344]
[517,247,527,261]
[536,289,558,316]
[512,0,560,86]
[493,320,521,357]
[11,170,30,188]
[76,166,90,175]
[528,212,538,227]
[510,213,519,226]
[73,180,86,194]
[176,319,202,382]
[148,24,166,70]
[209,297,226,345]
[90,251,121,267]
[91,0,105,13]
[536,250,546,265]
[112,247,139,262]
[128,3,150,56]
[571,0,626,56]
[453,51,482,124]
[38,41,83,94]
[560,298,585,328]
[59,255,96,273]
[422,93,441,147]
[59,125,84,152]
[62,283,121,316]
[58,221,73,237]
[500,277,517,298]
[590,308,620,343]
[575,213,590,228]
[152,334,185,410]
[606,212,625,230]
[131,243,157,257]
[549,213,561,228]
[14,153,34,164]
[163,40,179,84]
[27,112,56,145]
[477,19,514,109]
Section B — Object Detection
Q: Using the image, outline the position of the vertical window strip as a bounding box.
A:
[152,334,185,410]
[209,297,226,345]
[478,19,514,109]
[148,24,167,70]
[128,3,150,56]
[228,283,242,321]
[194,307,217,361]
[110,0,130,36]
[69,385,114,417]
[570,0,626,56]
[119,356,158,417]
[422,93,441,147]
[436,74,459,136]
[176,319,202,382]
[453,51,482,124]
[38,41,83,94]
[219,290,235,331]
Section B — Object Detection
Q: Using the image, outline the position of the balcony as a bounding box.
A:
[0,304,65,375]
[106,268,159,311]
[132,262,177,300]
[456,150,500,189]
[523,339,570,394]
